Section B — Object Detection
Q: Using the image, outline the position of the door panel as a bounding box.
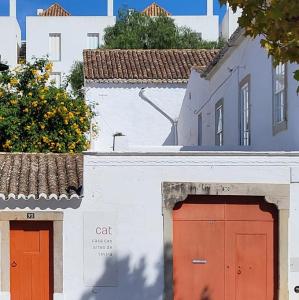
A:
[173,199,225,221]
[173,220,225,300]
[10,221,53,300]
[225,221,275,300]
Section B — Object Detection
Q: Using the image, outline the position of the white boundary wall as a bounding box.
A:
[1,151,299,299]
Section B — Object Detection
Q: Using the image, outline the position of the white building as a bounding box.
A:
[142,2,219,41]
[26,1,116,86]
[220,5,242,41]
[0,0,21,67]
[1,152,298,299]
[177,28,299,150]
[84,48,218,151]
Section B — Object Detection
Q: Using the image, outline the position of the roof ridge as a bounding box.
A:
[83,49,218,52]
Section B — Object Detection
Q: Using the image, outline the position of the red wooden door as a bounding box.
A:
[173,196,277,300]
[10,221,53,300]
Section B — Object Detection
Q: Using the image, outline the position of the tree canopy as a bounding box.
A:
[220,0,299,83]
[0,58,94,153]
[67,61,84,97]
[103,10,224,49]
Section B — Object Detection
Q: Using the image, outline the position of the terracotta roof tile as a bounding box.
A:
[39,3,71,16]
[83,49,219,84]
[142,2,171,16]
[0,153,82,200]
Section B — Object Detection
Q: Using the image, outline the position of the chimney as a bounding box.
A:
[37,9,44,16]
[10,0,16,17]
[207,0,213,16]
[107,0,113,16]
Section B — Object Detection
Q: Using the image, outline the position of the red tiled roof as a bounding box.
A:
[39,3,71,16]
[142,2,171,16]
[83,49,219,84]
[0,153,82,200]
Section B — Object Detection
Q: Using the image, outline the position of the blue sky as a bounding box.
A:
[0,0,226,39]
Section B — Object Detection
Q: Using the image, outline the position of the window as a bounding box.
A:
[49,33,61,61]
[273,63,287,134]
[196,32,202,40]
[240,76,250,146]
[198,114,202,146]
[87,33,100,49]
[49,72,61,88]
[215,99,224,146]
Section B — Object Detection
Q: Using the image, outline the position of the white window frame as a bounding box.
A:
[49,33,61,62]
[272,63,287,135]
[239,75,250,146]
[215,99,224,146]
[87,33,100,49]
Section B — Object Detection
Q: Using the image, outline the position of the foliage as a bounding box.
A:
[103,9,223,49]
[0,58,94,153]
[219,0,299,88]
[68,61,84,97]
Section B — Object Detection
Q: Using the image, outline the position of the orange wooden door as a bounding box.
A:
[173,220,225,300]
[225,221,275,300]
[173,200,225,300]
[173,197,277,300]
[10,221,53,300]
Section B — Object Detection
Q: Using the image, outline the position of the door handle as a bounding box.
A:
[11,261,17,267]
[192,259,207,264]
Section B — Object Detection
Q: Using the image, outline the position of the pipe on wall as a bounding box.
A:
[139,88,178,146]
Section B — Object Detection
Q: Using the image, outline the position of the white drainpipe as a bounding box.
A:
[139,88,178,146]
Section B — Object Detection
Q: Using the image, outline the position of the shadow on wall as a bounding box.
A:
[80,246,172,300]
[163,124,176,146]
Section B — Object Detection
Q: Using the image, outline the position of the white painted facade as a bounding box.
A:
[0,152,298,299]
[26,16,115,81]
[0,0,21,67]
[85,83,186,151]
[173,15,219,41]
[177,35,299,150]
[76,151,299,299]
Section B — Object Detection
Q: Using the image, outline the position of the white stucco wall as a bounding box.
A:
[85,83,186,151]
[0,17,21,67]
[77,151,299,300]
[26,16,116,77]
[1,152,299,299]
[173,15,219,41]
[177,36,299,150]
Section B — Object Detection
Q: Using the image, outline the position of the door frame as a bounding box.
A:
[0,212,63,299]
[162,182,289,300]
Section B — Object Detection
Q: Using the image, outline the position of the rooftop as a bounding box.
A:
[142,2,171,17]
[39,3,71,17]
[83,49,219,84]
[0,153,82,201]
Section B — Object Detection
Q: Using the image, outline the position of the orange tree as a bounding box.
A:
[0,58,94,152]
